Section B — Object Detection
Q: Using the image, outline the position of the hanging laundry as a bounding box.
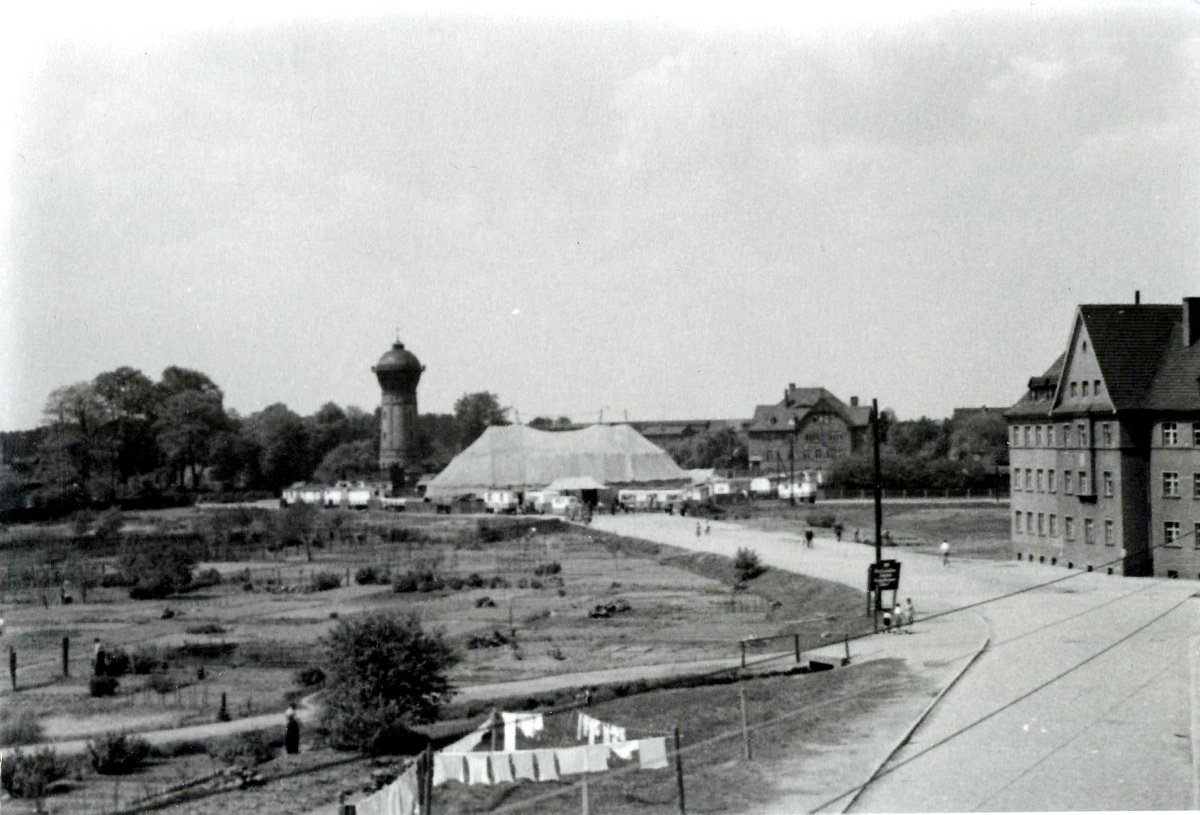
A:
[516,712,544,739]
[490,752,514,784]
[601,723,611,744]
[610,740,638,761]
[587,717,603,744]
[466,753,491,785]
[607,725,627,744]
[556,745,587,775]
[394,766,420,815]
[434,753,465,786]
[576,712,589,741]
[512,750,537,781]
[584,744,610,773]
[639,737,669,770]
[445,722,489,754]
[354,787,387,815]
[534,749,559,781]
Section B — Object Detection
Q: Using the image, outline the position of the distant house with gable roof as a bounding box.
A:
[744,385,872,482]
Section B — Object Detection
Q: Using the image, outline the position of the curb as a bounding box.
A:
[836,614,991,814]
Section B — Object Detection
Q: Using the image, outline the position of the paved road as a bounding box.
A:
[591,514,1200,813]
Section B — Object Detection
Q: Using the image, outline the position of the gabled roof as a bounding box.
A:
[1145,323,1200,411]
[1005,354,1064,418]
[1078,305,1179,411]
[747,388,869,432]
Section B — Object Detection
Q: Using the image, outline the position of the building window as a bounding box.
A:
[1035,426,1043,447]
[1094,379,1102,395]
[1037,513,1045,536]
[1165,521,1181,547]
[1104,519,1114,546]
[1048,469,1056,493]
[1036,470,1044,492]
[1078,470,1088,494]
[1195,523,1200,550]
[1065,516,1075,541]
[1061,424,1070,447]
[1079,423,1088,447]
[1028,512,1035,533]
[1011,427,1020,447]
[1164,471,1180,498]
[1014,512,1022,533]
[1194,473,1200,499]
[1024,426,1031,447]
[1102,423,1113,446]
[1103,472,1113,498]
[1049,514,1057,537]
[1084,518,1095,544]
[1081,381,1089,397]
[1024,469,1032,491]
[1065,471,1074,494]
[1194,424,1200,446]
[1070,382,1078,397]
[1163,422,1178,446]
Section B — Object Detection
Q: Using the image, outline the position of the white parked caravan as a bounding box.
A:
[749,477,773,496]
[483,489,519,514]
[777,481,818,503]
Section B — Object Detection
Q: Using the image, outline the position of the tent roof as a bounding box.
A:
[426,424,688,497]
[547,476,608,491]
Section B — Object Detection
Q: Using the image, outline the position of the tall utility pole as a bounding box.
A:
[871,399,883,612]
[788,418,797,506]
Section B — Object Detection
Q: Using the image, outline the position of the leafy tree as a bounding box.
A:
[275,501,319,559]
[417,413,458,472]
[885,417,949,459]
[314,440,378,484]
[157,367,223,402]
[244,403,311,490]
[119,539,195,598]
[948,410,1009,464]
[155,389,229,489]
[36,382,106,499]
[453,392,509,449]
[92,367,160,485]
[321,612,458,754]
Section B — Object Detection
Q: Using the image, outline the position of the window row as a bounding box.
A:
[1013,511,1114,545]
[1162,521,1200,548]
[1158,422,1200,447]
[1159,472,1200,498]
[1067,379,1103,399]
[1012,468,1113,496]
[1011,422,1112,449]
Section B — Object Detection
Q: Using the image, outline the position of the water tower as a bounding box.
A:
[373,340,424,492]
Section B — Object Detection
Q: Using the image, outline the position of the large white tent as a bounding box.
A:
[425,424,688,499]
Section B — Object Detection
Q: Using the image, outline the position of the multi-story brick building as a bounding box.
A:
[1006,297,1200,577]
[745,385,871,481]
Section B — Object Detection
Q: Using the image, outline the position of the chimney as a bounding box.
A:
[1184,297,1200,347]
[1135,290,1141,305]
[850,396,859,407]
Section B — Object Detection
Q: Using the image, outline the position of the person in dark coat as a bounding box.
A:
[285,704,300,754]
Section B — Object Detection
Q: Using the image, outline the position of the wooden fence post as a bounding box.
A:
[794,634,801,664]
[674,727,686,815]
[739,686,751,760]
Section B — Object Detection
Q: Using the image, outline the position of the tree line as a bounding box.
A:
[1,366,512,512]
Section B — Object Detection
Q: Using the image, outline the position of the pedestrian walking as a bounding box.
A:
[704,521,711,535]
[940,540,950,567]
[93,638,106,677]
[882,606,894,633]
[285,704,301,754]
[696,521,702,538]
[903,598,915,627]
[804,529,814,549]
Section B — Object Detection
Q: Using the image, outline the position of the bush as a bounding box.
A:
[186,623,226,635]
[211,729,281,768]
[356,566,390,585]
[447,576,466,590]
[1,747,73,798]
[146,674,178,695]
[90,676,120,697]
[295,665,326,687]
[120,539,196,598]
[321,612,458,754]
[103,648,131,677]
[392,571,420,593]
[466,573,485,589]
[130,647,165,675]
[191,568,223,590]
[733,548,767,582]
[310,571,342,592]
[533,562,562,577]
[0,710,44,746]
[88,731,151,775]
[488,576,510,589]
[806,511,838,528]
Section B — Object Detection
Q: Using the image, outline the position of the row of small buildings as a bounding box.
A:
[1007,297,1200,578]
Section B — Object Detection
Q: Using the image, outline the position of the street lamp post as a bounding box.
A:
[788,417,799,506]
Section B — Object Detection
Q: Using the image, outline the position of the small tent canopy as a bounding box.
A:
[426,424,688,499]
[547,476,607,491]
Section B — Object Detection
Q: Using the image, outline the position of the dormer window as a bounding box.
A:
[1070,382,1078,397]
[1081,381,1089,397]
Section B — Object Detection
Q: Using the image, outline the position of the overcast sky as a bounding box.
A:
[3,1,1198,430]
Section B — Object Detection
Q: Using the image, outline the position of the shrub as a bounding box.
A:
[90,675,120,697]
[474,596,495,608]
[321,612,458,754]
[806,511,838,529]
[447,576,466,590]
[466,573,485,589]
[146,674,178,695]
[211,729,281,768]
[295,666,326,687]
[130,646,164,675]
[356,566,389,585]
[186,623,226,635]
[0,710,44,746]
[488,576,510,589]
[103,648,131,677]
[191,568,223,590]
[88,732,151,775]
[1,747,73,798]
[310,571,342,592]
[733,548,767,582]
[517,577,529,589]
[120,539,196,598]
[533,562,562,577]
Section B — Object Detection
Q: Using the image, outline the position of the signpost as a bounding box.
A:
[868,560,901,627]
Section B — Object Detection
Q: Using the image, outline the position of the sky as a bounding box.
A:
[3,0,1199,431]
